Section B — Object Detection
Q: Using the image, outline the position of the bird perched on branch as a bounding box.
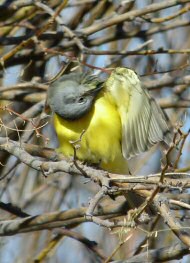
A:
[47,68,171,174]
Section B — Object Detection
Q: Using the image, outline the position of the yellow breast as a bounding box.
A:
[53,91,128,173]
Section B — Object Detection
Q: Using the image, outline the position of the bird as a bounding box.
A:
[47,67,171,174]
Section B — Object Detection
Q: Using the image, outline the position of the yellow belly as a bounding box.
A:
[53,92,128,174]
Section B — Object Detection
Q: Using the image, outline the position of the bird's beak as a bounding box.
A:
[84,83,103,96]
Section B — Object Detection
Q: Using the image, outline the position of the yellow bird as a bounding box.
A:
[47,68,171,174]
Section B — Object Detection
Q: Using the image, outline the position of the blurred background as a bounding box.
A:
[0,0,190,262]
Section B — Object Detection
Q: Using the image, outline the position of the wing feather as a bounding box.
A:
[105,68,171,159]
[134,114,143,153]
[137,113,148,152]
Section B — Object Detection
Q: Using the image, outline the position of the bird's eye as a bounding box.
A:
[78,97,86,104]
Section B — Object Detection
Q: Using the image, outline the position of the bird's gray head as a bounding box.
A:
[47,72,103,120]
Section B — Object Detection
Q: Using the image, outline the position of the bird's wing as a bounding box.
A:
[105,68,171,159]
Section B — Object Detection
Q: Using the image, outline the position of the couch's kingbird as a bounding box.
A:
[47,68,171,174]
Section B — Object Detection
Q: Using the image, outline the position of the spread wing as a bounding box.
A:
[105,68,171,159]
